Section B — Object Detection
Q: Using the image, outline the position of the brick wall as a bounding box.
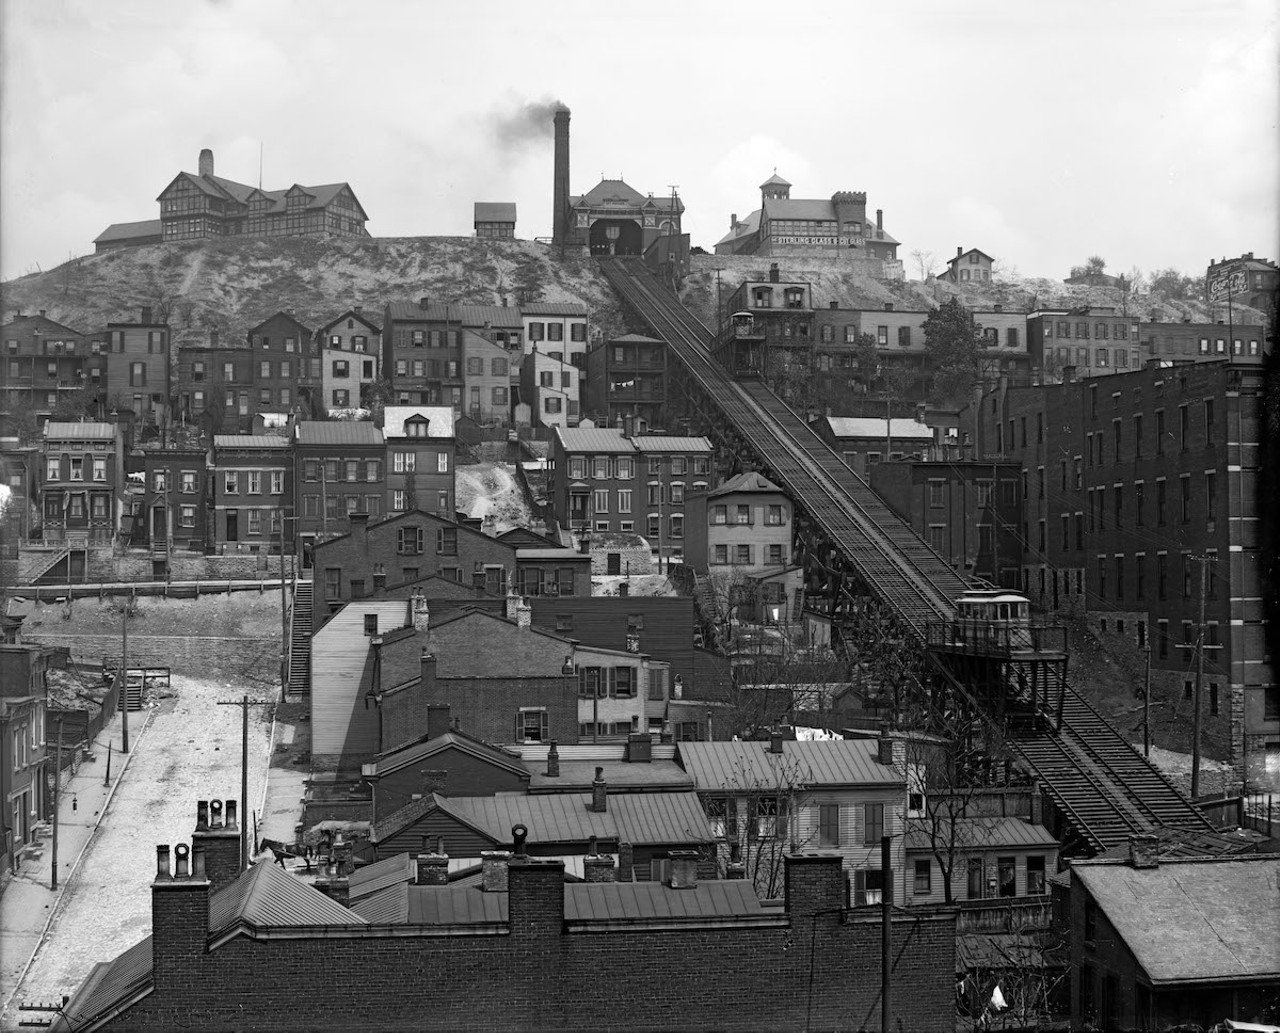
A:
[428,675,579,746]
[100,853,957,1032]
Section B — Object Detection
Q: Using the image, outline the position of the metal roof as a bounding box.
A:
[677,739,902,790]
[474,202,516,223]
[348,851,416,900]
[1073,855,1280,985]
[384,301,523,328]
[554,427,636,453]
[210,859,367,932]
[44,422,115,440]
[93,219,163,243]
[822,417,933,441]
[708,471,782,497]
[513,547,585,560]
[294,421,383,445]
[521,302,587,316]
[369,730,529,780]
[608,333,663,344]
[565,880,764,922]
[382,406,455,439]
[903,816,1059,852]
[526,760,694,793]
[212,434,289,449]
[629,435,713,453]
[54,935,153,1031]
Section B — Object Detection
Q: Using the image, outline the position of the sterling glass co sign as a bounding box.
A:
[1208,270,1248,301]
[771,235,863,247]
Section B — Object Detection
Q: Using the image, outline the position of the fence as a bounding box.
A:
[49,670,118,782]
[17,577,293,602]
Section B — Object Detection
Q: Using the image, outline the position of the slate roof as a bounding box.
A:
[565,880,764,922]
[0,313,85,337]
[763,197,840,222]
[715,209,762,247]
[53,935,153,1032]
[707,471,782,497]
[474,202,516,223]
[573,179,681,211]
[44,422,115,440]
[1073,855,1280,985]
[521,302,587,316]
[382,405,455,439]
[163,173,365,219]
[294,421,383,445]
[760,173,791,189]
[554,427,636,453]
[209,859,367,932]
[628,435,713,453]
[903,817,1059,852]
[677,739,902,790]
[368,729,528,780]
[822,416,934,441]
[93,219,163,244]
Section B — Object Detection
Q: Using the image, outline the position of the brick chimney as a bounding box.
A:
[151,843,210,991]
[583,836,615,883]
[508,857,565,938]
[1029,780,1044,826]
[730,213,738,230]
[426,702,450,740]
[618,841,634,882]
[198,148,214,178]
[877,723,895,765]
[505,591,520,620]
[957,245,964,258]
[415,837,449,885]
[590,766,607,812]
[191,798,240,891]
[515,600,532,629]
[481,850,511,891]
[769,730,784,755]
[545,740,560,777]
[784,853,845,917]
[420,651,437,695]
[726,841,746,880]
[667,849,699,889]
[411,592,429,633]
[875,208,883,232]
[552,107,571,247]
[1128,834,1159,869]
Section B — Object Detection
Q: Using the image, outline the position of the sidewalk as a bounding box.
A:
[0,708,151,1015]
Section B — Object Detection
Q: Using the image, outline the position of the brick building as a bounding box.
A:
[1,312,104,426]
[102,308,170,430]
[474,201,516,239]
[813,416,934,478]
[293,421,384,557]
[209,434,291,553]
[382,406,455,518]
[462,331,511,424]
[966,360,1276,787]
[683,471,794,575]
[1066,841,1279,1030]
[316,308,381,412]
[937,247,995,283]
[1,643,50,870]
[1206,251,1279,316]
[174,339,254,434]
[246,312,319,415]
[583,333,667,429]
[50,798,957,1033]
[381,300,465,408]
[38,421,125,545]
[152,147,369,242]
[138,446,209,554]
[869,459,1021,586]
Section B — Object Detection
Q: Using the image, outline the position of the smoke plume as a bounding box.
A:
[490,97,567,149]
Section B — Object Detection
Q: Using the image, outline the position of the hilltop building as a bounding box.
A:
[937,247,995,283]
[1205,252,1279,316]
[474,202,516,239]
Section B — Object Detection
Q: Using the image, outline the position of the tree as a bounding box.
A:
[910,249,938,282]
[1068,255,1107,280]
[852,333,881,391]
[923,298,984,402]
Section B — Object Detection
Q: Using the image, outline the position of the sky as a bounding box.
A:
[1,0,1277,283]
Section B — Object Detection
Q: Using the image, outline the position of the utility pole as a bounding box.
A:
[278,514,288,693]
[1143,643,1152,759]
[880,833,892,1033]
[216,694,273,870]
[120,607,129,754]
[51,715,63,890]
[1190,555,1208,799]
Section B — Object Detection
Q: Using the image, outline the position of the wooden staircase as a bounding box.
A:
[30,548,71,585]
[287,580,313,697]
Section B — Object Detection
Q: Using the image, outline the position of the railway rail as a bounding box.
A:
[601,256,1214,852]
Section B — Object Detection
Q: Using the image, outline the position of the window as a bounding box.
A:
[516,708,548,743]
[544,397,562,414]
[437,453,449,474]
[393,451,416,473]
[735,545,752,565]
[1180,475,1191,524]
[863,803,884,845]
[928,481,944,508]
[1135,555,1146,599]
[593,489,608,514]
[712,505,727,525]
[967,858,985,899]
[397,527,424,555]
[1026,855,1046,894]
[913,859,932,895]
[1156,479,1167,525]
[323,568,341,599]
[713,544,728,565]
[1135,481,1145,526]
[224,472,238,494]
[767,543,784,566]
[436,527,457,555]
[819,804,840,846]
[736,504,751,525]
[92,457,107,482]
[1157,554,1168,600]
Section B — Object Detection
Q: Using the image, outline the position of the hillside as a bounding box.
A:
[0,236,634,344]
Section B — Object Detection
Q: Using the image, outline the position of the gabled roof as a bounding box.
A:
[368,729,528,780]
[53,935,154,1032]
[93,219,163,244]
[1073,854,1280,986]
[574,179,648,207]
[677,739,903,790]
[383,406,455,439]
[316,309,382,335]
[210,858,367,933]
[383,301,525,328]
[474,202,516,223]
[44,422,115,440]
[294,421,383,445]
[0,313,85,337]
[763,197,837,222]
[946,248,996,267]
[608,333,663,344]
[497,526,561,547]
[715,209,762,247]
[903,816,1059,852]
[707,471,782,497]
[246,311,313,336]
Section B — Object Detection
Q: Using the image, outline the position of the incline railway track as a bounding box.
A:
[601,257,1214,853]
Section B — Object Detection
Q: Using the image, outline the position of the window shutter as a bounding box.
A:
[515,712,523,742]
[607,668,616,697]
[539,712,548,740]
[396,528,405,553]
[854,869,866,907]
[415,528,424,553]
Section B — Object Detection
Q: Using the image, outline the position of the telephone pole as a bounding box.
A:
[216,694,273,869]
[1143,643,1152,759]
[51,715,64,890]
[278,514,288,693]
[120,607,129,754]
[1190,555,1209,799]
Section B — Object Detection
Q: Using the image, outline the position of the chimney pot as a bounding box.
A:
[667,850,699,889]
[156,844,172,880]
[512,823,529,858]
[174,843,191,879]
[196,800,210,831]
[209,798,224,829]
[1129,834,1159,869]
[192,844,207,881]
[415,847,449,886]
[769,730,784,755]
[198,148,214,178]
[225,799,238,829]
[546,740,560,777]
[877,723,894,765]
[591,766,607,812]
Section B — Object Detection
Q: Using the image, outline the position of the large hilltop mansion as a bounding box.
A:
[94,148,369,252]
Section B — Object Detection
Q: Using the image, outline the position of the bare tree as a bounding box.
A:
[911,249,938,282]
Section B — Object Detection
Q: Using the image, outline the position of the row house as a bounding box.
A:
[521,302,589,372]
[209,434,292,552]
[102,308,170,429]
[813,415,935,478]
[383,406,455,518]
[381,300,465,408]
[1028,307,1267,379]
[548,427,713,560]
[38,421,125,544]
[461,331,511,424]
[582,333,668,430]
[246,313,320,413]
[0,312,105,425]
[1,644,49,870]
[293,421,384,559]
[317,308,382,412]
[967,361,1275,788]
[139,445,210,553]
[175,341,256,434]
[521,348,580,429]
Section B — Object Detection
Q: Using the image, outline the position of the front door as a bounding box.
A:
[607,553,621,575]
[152,506,166,543]
[226,509,239,542]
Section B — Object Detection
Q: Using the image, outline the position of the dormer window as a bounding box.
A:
[784,288,805,309]
[406,419,428,438]
[752,287,772,308]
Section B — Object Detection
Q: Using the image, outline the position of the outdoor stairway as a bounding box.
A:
[30,548,71,584]
[116,676,144,711]
[287,580,313,696]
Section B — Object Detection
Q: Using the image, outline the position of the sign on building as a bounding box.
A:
[1208,270,1248,302]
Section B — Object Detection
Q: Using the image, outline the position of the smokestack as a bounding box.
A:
[552,107,571,246]
[876,208,883,231]
[199,148,214,178]
[590,766,607,812]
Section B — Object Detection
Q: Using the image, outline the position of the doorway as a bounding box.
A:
[226,509,239,542]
